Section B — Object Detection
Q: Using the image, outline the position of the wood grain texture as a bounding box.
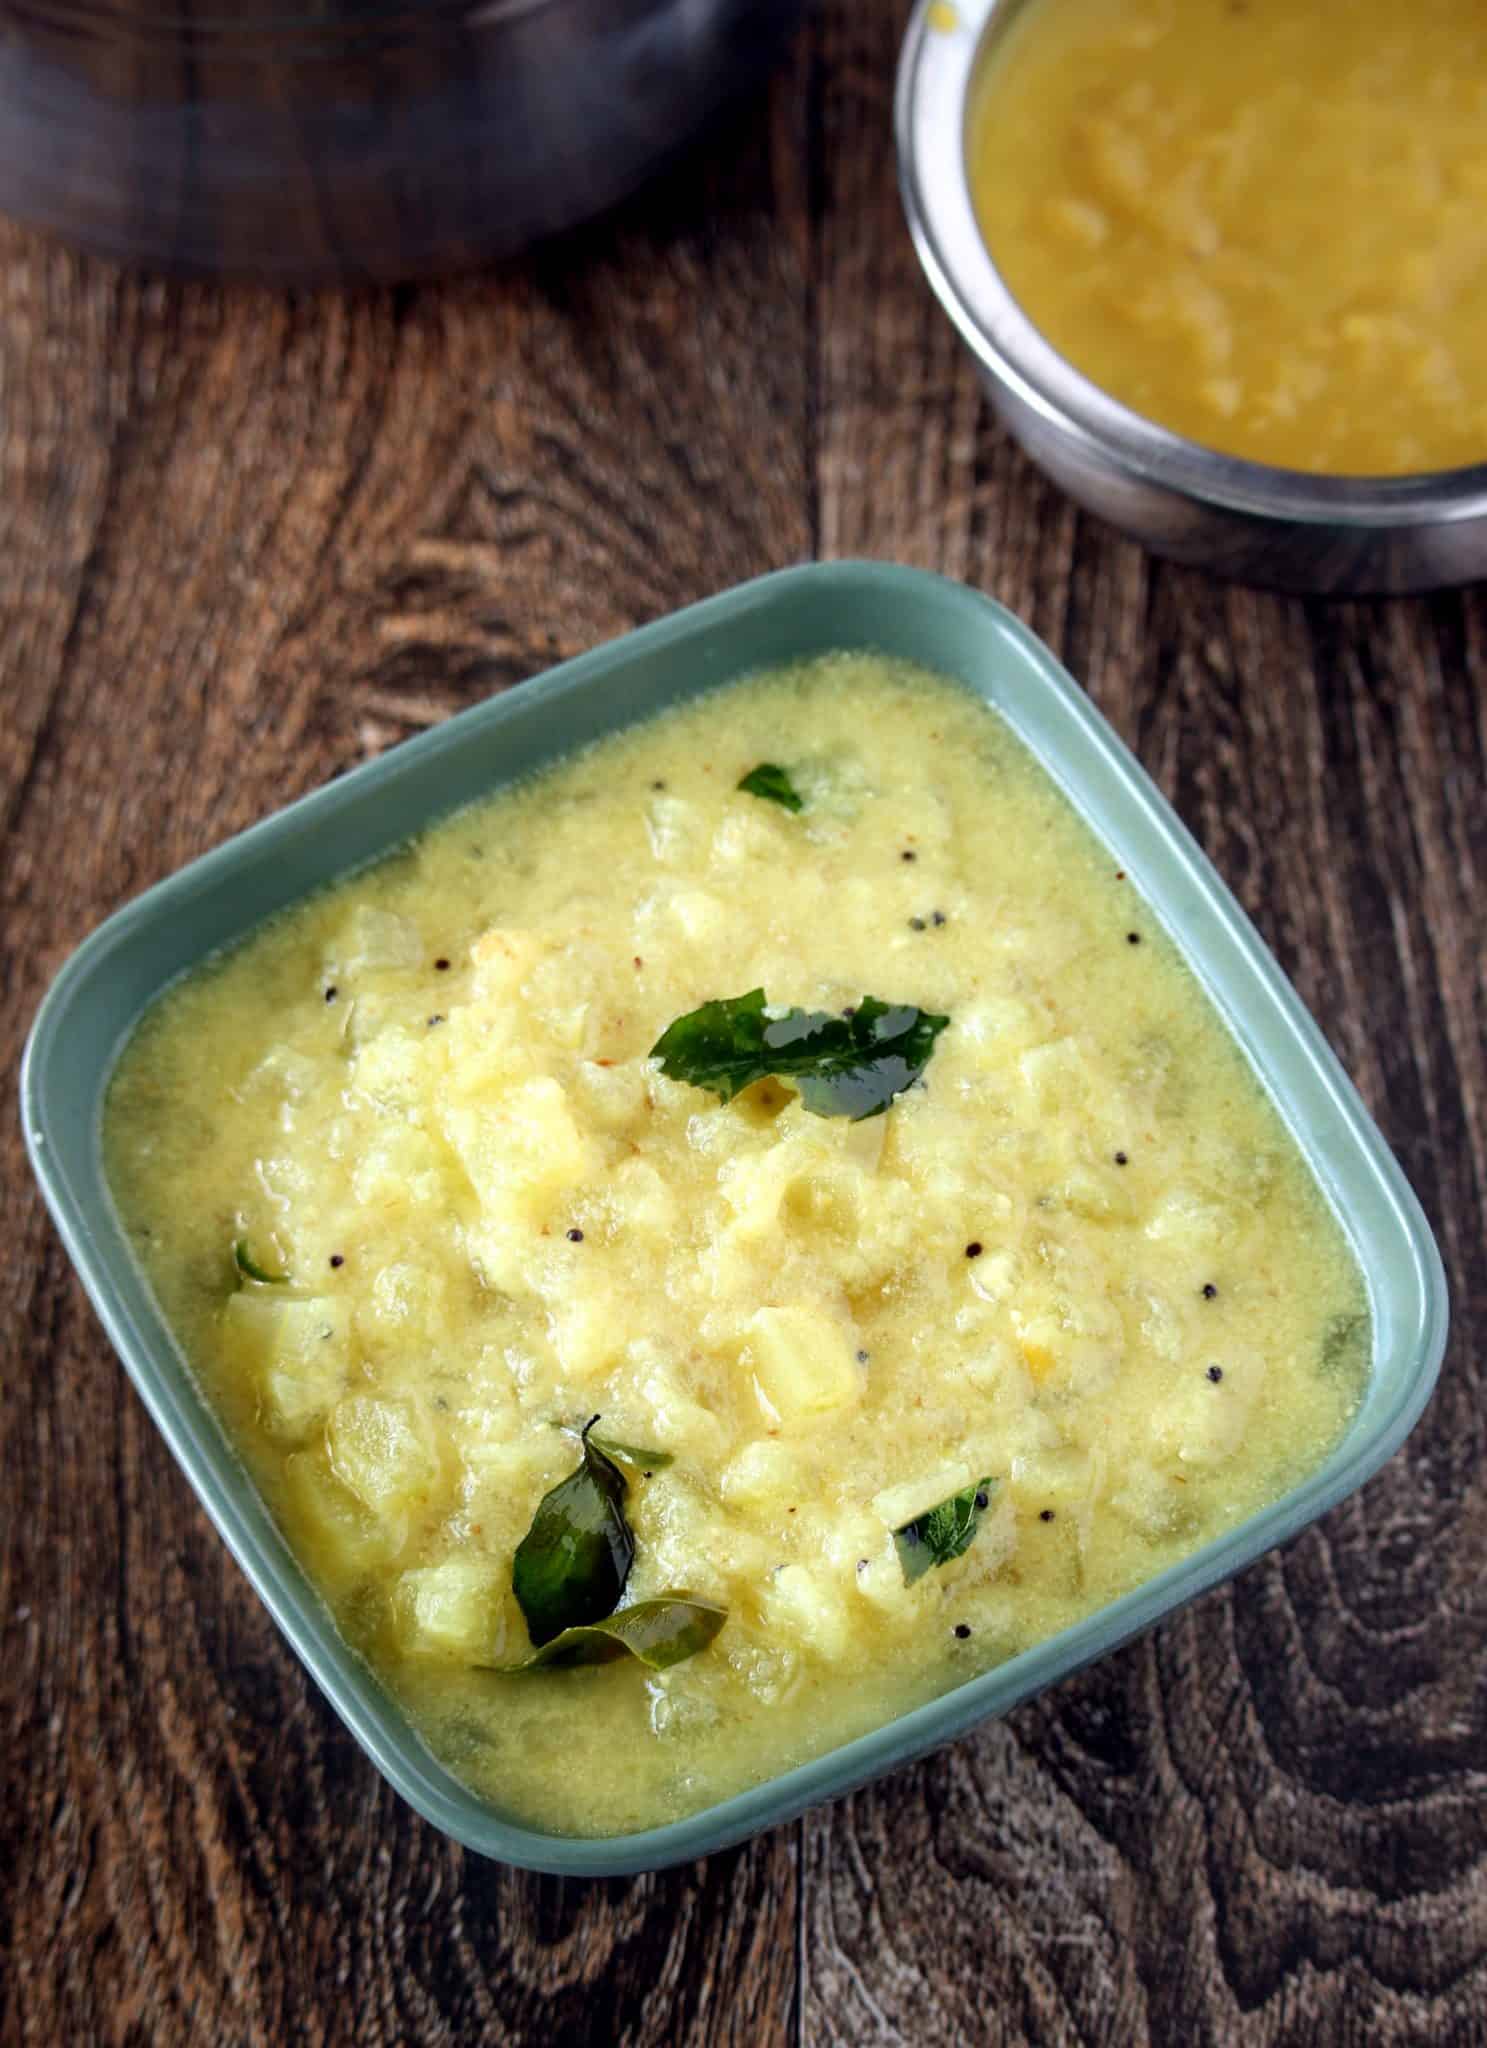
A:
[2,4,1484,2043]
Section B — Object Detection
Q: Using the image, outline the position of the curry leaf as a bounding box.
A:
[512,1419,635,1646]
[737,762,804,812]
[592,1436,674,1473]
[550,1421,675,1473]
[895,1477,997,1586]
[650,990,949,1121]
[233,1238,289,1286]
[484,1596,727,1674]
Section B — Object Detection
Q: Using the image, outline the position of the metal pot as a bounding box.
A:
[0,0,804,280]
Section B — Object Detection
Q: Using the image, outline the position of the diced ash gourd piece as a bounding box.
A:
[711,808,791,865]
[574,1058,647,1131]
[281,1451,386,1584]
[341,993,407,1050]
[1111,1463,1185,1539]
[470,927,546,1000]
[645,793,702,863]
[1057,1164,1136,1223]
[764,1564,850,1660]
[221,1291,281,1371]
[223,1294,353,1439]
[1144,1188,1228,1249]
[1009,1447,1095,1512]
[1150,1346,1266,1468]
[351,1029,429,1109]
[721,1438,800,1510]
[350,1129,448,1215]
[393,1559,510,1662]
[364,1261,450,1353]
[635,886,727,947]
[341,906,424,971]
[957,996,1042,1059]
[443,1076,600,1272]
[327,1394,440,1528]
[547,1293,624,1383]
[1018,1037,1093,1114]
[632,1363,727,1460]
[746,1305,862,1425]
[607,1157,676,1239]
[718,1150,793,1242]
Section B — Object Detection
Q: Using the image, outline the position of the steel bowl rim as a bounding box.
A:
[896,0,1487,533]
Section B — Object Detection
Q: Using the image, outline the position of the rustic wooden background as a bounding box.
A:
[3,5,1485,2043]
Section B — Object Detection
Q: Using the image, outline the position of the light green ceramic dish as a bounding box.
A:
[21,563,1447,1875]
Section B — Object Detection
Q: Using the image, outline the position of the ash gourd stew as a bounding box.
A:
[107,653,1366,1836]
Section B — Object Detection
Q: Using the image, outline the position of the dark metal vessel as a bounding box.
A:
[0,0,803,279]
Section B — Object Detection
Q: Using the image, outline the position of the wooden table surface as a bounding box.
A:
[3,7,1485,2043]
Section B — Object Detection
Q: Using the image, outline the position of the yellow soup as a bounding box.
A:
[106,654,1367,1836]
[969,0,1487,475]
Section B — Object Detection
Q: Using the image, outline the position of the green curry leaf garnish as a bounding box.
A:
[512,1419,636,1646]
[737,762,804,813]
[551,1421,674,1473]
[484,1596,727,1674]
[650,990,949,1121]
[233,1238,290,1286]
[894,1477,997,1585]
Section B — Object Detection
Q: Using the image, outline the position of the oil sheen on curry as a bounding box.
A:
[970,0,1487,475]
[106,655,1367,1836]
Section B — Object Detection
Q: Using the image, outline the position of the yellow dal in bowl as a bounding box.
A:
[969,0,1487,475]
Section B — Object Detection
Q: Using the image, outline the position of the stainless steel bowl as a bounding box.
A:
[0,0,804,282]
[896,0,1487,595]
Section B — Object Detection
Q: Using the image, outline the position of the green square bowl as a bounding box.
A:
[21,563,1448,1875]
